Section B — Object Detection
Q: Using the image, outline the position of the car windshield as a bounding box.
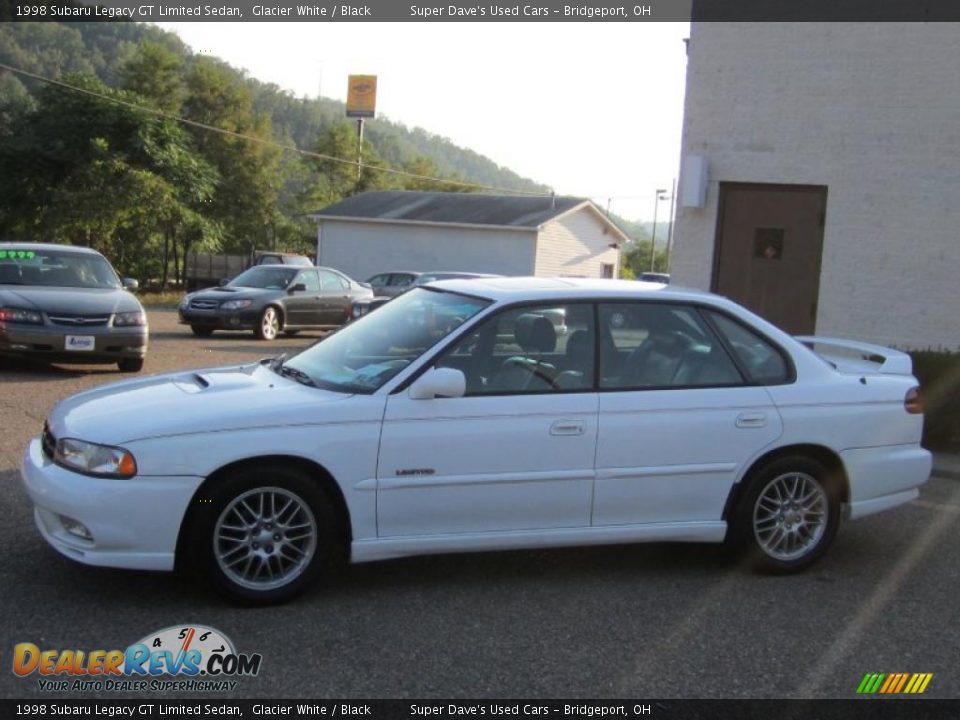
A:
[0,248,121,289]
[281,287,491,394]
[229,266,299,290]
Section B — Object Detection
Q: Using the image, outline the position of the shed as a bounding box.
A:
[309,191,629,282]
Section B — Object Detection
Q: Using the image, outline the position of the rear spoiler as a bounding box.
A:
[794,336,913,375]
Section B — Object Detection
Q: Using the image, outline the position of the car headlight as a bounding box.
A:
[113,310,146,327]
[54,438,137,479]
[221,299,253,311]
[0,307,43,324]
[351,304,367,318]
[178,296,191,310]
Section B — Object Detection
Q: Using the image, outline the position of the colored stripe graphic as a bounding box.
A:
[857,673,932,694]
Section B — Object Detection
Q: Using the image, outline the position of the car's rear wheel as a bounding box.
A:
[188,464,341,605]
[191,326,214,337]
[732,455,841,572]
[255,307,281,341]
[117,357,144,373]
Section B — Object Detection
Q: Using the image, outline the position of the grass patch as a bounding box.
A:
[138,290,184,309]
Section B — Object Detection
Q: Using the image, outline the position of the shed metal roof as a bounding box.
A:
[311,191,589,229]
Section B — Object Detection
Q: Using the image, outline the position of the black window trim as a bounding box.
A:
[699,307,797,386]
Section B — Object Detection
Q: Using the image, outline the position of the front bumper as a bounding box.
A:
[20,437,204,571]
[179,308,258,331]
[842,444,932,520]
[0,322,146,363]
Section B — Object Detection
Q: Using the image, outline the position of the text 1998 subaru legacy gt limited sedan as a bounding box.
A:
[21,278,931,604]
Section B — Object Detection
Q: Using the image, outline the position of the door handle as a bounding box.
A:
[550,420,585,436]
[736,412,767,428]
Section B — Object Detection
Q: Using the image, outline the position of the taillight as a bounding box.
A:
[904,386,924,414]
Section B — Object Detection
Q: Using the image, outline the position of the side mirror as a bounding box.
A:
[408,367,466,400]
[122,278,139,291]
[218,278,229,287]
[288,282,307,293]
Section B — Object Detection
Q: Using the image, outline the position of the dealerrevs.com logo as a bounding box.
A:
[13,625,262,692]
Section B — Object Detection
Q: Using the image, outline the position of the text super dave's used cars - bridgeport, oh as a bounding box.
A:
[20,277,931,604]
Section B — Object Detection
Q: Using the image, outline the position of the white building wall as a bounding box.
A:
[535,208,621,278]
[316,221,537,280]
[673,22,960,349]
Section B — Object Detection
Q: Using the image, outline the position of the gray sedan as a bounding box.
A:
[0,243,147,372]
[178,265,373,340]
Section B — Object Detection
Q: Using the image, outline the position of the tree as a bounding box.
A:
[0,73,219,285]
[120,41,185,114]
[181,58,284,257]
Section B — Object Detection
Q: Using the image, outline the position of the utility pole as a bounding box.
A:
[665,178,677,270]
[649,188,667,272]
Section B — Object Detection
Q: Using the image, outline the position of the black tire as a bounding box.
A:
[117,357,144,373]
[730,455,841,573]
[191,326,214,337]
[186,464,343,605]
[255,306,282,341]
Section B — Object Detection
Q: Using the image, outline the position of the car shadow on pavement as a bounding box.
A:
[0,356,119,382]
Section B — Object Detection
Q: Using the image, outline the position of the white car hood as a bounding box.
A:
[46,363,360,445]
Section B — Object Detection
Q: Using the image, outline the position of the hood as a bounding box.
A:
[46,363,360,445]
[187,286,279,302]
[0,286,142,315]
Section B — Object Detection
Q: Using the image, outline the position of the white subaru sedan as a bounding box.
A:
[21,278,931,604]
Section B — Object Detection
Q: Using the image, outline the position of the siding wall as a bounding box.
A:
[673,22,960,349]
[535,208,621,278]
[316,221,537,280]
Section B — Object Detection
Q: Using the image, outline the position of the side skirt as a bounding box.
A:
[350,521,728,563]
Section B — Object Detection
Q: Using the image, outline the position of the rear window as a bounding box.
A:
[707,311,790,384]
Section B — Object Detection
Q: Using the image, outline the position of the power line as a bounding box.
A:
[0,62,555,198]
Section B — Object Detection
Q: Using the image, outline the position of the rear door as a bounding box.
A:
[318,269,352,325]
[593,302,785,526]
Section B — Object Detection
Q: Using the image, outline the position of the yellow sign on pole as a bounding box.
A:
[346,75,377,118]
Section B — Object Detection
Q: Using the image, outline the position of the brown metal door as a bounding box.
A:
[713,183,827,335]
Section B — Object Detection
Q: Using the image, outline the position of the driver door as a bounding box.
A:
[376,303,599,537]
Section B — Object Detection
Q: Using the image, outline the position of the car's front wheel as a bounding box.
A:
[255,307,281,341]
[732,456,841,573]
[188,464,342,605]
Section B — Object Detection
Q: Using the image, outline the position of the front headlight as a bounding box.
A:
[178,295,191,310]
[221,299,253,311]
[113,310,146,327]
[0,307,43,324]
[54,438,137,479]
[351,304,367,318]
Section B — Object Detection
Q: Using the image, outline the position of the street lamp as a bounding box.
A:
[649,188,668,272]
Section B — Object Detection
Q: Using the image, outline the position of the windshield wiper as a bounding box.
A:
[277,364,318,387]
[267,353,288,370]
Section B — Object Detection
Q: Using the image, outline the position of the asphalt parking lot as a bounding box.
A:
[1,310,958,700]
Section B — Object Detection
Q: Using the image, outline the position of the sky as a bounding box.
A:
[154,22,691,222]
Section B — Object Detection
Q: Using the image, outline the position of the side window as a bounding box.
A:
[296,270,320,292]
[706,312,790,384]
[392,273,416,288]
[368,274,390,289]
[599,303,743,390]
[318,270,347,292]
[436,303,595,395]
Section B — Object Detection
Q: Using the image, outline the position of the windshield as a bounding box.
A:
[0,248,121,289]
[229,266,299,290]
[282,287,491,394]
